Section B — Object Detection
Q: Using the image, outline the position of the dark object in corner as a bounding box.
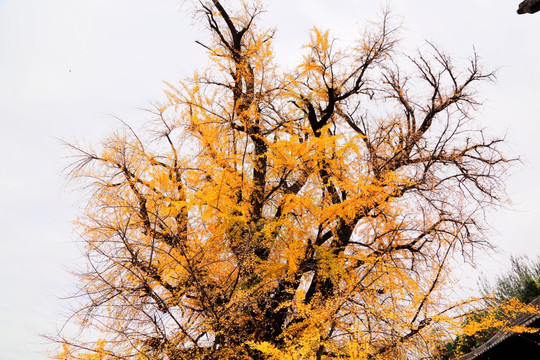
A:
[517,0,540,14]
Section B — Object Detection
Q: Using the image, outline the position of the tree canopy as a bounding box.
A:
[55,1,513,359]
[482,255,540,305]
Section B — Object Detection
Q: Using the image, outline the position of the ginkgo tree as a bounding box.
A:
[55,1,516,359]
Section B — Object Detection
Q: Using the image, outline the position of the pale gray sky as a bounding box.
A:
[0,1,538,359]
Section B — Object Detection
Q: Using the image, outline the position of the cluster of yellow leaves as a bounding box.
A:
[461,298,540,337]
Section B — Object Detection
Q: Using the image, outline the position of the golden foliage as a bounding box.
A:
[54,1,511,359]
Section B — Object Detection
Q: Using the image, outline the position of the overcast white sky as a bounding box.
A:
[0,0,538,358]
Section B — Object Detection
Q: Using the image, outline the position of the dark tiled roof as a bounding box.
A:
[457,297,540,360]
